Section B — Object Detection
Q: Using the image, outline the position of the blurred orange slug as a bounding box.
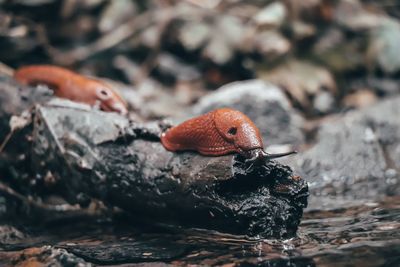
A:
[14,65,128,114]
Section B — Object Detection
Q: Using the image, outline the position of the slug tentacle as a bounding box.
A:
[264,151,297,160]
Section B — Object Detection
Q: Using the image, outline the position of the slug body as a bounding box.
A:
[161,108,264,156]
[14,65,127,114]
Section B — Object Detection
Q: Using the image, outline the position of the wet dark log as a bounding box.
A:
[0,76,308,239]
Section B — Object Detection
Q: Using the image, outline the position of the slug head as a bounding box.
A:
[89,80,128,115]
[214,108,264,153]
[214,108,297,161]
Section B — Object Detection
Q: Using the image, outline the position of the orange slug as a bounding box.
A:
[161,108,296,159]
[14,65,128,114]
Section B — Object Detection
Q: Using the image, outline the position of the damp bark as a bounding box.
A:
[0,76,308,239]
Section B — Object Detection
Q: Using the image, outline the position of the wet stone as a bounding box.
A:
[289,97,400,207]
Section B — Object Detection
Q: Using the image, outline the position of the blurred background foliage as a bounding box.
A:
[0,0,399,117]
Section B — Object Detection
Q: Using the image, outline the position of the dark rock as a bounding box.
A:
[26,100,307,238]
[0,77,308,238]
[193,80,305,147]
[0,75,52,139]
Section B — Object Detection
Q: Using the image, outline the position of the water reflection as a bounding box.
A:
[1,196,399,266]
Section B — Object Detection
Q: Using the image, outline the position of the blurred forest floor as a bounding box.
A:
[0,0,400,118]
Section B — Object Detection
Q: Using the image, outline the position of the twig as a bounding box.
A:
[0,131,14,154]
[0,180,113,220]
[136,8,173,85]
[50,8,172,65]
[0,180,81,212]
[0,111,33,154]
[0,61,14,76]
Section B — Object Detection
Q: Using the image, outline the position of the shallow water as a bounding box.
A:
[2,196,399,266]
[170,196,400,266]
